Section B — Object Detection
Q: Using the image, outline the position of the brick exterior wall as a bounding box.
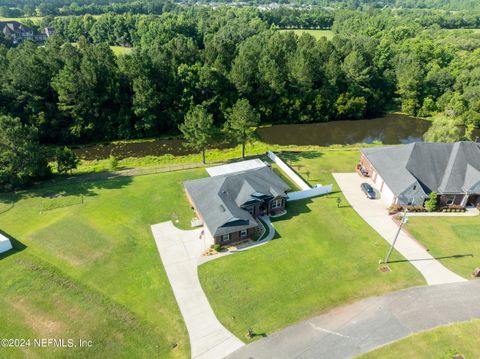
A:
[359,154,376,181]
[214,227,259,245]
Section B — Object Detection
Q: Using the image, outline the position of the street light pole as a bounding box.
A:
[384,199,413,264]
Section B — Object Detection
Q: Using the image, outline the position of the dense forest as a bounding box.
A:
[1,3,480,188]
[3,0,480,17]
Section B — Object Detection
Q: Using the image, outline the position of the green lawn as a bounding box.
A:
[198,150,425,341]
[110,46,134,56]
[359,320,480,359]
[279,29,335,41]
[405,216,480,278]
[0,169,206,358]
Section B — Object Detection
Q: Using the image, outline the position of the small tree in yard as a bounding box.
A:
[56,147,80,174]
[425,192,437,212]
[179,105,214,164]
[224,99,260,159]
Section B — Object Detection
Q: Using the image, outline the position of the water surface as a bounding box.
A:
[257,114,431,146]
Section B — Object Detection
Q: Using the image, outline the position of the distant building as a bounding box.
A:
[0,21,53,44]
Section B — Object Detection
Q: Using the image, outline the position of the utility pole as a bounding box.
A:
[384,200,413,264]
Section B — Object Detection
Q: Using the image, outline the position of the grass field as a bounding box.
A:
[405,216,480,278]
[279,29,335,41]
[0,16,43,23]
[198,150,424,341]
[0,169,208,358]
[110,46,134,56]
[359,320,480,359]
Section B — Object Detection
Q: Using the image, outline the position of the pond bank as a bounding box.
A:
[73,115,430,161]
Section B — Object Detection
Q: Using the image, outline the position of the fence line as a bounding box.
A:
[267,151,333,201]
[267,151,311,190]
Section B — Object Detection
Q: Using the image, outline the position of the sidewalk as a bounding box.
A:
[333,173,466,286]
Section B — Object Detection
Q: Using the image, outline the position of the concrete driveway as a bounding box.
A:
[228,281,480,359]
[333,173,466,286]
[151,222,244,359]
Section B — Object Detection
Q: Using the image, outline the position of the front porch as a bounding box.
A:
[439,194,480,208]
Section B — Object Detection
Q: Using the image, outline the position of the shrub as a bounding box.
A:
[388,204,403,215]
[212,244,222,252]
[425,192,437,212]
[109,155,119,170]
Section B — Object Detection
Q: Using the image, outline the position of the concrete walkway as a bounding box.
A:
[228,280,480,359]
[333,173,466,286]
[407,207,479,217]
[198,216,277,265]
[151,222,244,359]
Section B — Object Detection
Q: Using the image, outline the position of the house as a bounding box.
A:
[0,21,34,44]
[358,141,480,208]
[184,166,290,245]
[0,233,12,254]
[0,21,52,44]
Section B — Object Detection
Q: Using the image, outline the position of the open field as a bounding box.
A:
[0,169,208,358]
[199,150,424,341]
[406,216,480,278]
[0,16,43,23]
[279,29,335,40]
[110,46,134,56]
[359,320,480,359]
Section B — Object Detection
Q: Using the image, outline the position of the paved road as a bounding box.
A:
[151,222,244,359]
[228,281,480,359]
[333,173,466,285]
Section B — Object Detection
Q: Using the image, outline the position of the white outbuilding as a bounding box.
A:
[0,233,12,254]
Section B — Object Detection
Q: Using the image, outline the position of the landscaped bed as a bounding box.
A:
[198,151,425,342]
[405,216,480,278]
[358,320,480,359]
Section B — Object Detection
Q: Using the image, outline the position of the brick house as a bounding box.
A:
[184,166,290,245]
[358,141,480,208]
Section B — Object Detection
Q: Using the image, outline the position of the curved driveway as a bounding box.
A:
[151,222,244,359]
[228,281,480,359]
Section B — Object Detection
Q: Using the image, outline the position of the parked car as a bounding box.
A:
[361,183,376,199]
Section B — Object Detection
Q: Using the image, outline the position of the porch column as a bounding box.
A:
[461,194,469,207]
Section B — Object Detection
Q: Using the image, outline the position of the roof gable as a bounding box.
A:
[362,141,480,196]
[184,167,290,236]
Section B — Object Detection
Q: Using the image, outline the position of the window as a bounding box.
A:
[413,185,417,190]
[240,229,248,237]
[271,199,283,209]
[221,234,230,243]
[446,195,455,205]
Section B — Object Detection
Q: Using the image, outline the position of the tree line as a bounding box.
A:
[1,6,480,189]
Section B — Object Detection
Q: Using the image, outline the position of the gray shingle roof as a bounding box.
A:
[184,167,290,237]
[362,141,480,197]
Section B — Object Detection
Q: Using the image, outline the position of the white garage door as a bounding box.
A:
[376,174,395,206]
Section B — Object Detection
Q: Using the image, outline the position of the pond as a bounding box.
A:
[256,114,431,146]
[73,114,432,160]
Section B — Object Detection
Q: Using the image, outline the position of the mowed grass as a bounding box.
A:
[199,149,424,341]
[405,216,480,278]
[359,320,480,359]
[0,169,206,358]
[279,28,335,40]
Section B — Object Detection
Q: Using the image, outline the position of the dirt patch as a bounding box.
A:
[11,298,67,337]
